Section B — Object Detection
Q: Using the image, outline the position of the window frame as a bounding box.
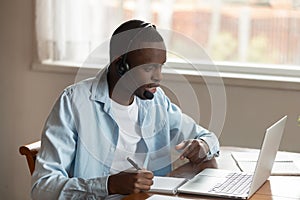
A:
[32,59,300,92]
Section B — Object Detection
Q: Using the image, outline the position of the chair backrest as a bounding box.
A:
[19,141,41,175]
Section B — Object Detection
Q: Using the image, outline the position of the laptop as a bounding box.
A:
[177,115,287,199]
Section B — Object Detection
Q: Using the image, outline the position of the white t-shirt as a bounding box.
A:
[110,97,146,174]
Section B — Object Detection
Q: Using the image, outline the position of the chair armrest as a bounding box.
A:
[19,141,41,175]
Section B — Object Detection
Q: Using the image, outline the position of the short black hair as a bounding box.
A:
[109,19,164,62]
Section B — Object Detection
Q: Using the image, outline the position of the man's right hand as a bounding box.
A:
[108,169,154,194]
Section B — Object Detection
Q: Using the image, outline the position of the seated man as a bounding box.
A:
[31,19,220,199]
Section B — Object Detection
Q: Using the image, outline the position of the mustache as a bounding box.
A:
[146,83,160,88]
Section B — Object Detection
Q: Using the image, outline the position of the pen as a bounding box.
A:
[127,157,142,170]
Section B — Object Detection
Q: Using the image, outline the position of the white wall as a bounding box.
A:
[1,0,299,199]
[0,0,75,199]
[162,75,300,152]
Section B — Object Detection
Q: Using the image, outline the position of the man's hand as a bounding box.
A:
[108,169,154,195]
[175,139,209,164]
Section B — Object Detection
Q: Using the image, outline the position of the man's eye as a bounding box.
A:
[144,66,154,72]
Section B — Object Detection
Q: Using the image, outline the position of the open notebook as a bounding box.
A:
[231,151,300,176]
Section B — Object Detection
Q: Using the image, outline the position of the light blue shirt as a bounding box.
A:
[31,68,219,199]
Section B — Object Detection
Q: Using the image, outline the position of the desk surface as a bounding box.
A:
[123,146,300,200]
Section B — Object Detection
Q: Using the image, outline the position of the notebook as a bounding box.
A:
[149,176,188,194]
[231,151,300,176]
[177,116,287,199]
[147,194,188,200]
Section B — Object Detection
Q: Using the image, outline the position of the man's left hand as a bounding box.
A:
[175,139,209,164]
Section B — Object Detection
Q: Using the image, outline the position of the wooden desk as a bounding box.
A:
[123,146,300,200]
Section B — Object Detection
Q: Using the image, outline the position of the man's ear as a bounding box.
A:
[115,56,123,66]
[116,56,122,62]
[109,57,122,70]
[108,56,124,78]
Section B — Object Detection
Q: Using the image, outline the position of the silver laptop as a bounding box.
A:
[177,116,287,199]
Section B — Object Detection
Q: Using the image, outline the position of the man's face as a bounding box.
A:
[124,42,166,100]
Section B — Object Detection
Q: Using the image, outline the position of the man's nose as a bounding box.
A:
[152,66,163,83]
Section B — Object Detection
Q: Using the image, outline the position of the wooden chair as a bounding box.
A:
[19,141,41,175]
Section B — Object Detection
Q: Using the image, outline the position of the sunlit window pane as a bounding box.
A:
[36,0,300,68]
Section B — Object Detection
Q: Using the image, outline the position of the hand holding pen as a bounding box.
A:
[107,157,154,195]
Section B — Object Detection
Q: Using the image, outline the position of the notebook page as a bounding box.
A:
[237,161,300,176]
[231,151,300,175]
[231,151,293,162]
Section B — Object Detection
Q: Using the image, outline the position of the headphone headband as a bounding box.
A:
[118,22,156,76]
[124,22,155,57]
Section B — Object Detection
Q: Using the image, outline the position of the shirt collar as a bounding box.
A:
[90,66,151,112]
[90,67,110,103]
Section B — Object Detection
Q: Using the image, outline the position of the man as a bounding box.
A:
[31,19,219,199]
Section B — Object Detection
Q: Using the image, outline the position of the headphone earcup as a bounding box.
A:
[118,57,130,76]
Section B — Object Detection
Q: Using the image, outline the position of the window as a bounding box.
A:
[35,0,300,78]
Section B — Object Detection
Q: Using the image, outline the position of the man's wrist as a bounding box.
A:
[199,139,211,159]
[107,175,116,194]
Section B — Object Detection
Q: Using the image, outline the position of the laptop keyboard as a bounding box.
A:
[209,172,253,195]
